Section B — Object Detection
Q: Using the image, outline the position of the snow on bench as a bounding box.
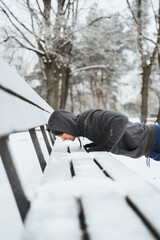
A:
[23,138,158,240]
[23,140,81,240]
[93,152,160,238]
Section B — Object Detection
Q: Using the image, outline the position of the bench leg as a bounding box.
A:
[0,137,30,222]
[47,128,55,146]
[40,126,52,155]
[29,128,46,172]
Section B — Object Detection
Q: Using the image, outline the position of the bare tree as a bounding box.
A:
[153,89,160,124]
[127,0,160,123]
[149,85,160,123]
[157,103,160,124]
[0,0,79,109]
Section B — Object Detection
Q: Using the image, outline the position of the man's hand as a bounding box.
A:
[83,143,110,152]
[83,143,97,152]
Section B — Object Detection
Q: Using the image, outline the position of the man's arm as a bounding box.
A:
[104,113,128,151]
[84,111,128,152]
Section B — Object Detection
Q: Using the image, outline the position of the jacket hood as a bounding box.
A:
[48,109,83,136]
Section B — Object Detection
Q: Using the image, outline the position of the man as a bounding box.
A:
[48,109,160,161]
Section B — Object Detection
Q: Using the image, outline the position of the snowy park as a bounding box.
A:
[0,0,160,240]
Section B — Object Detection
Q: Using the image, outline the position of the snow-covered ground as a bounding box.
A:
[0,128,160,240]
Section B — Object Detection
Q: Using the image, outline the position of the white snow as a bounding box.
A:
[113,154,160,190]
[0,89,51,137]
[117,69,141,106]
[0,60,52,113]
[29,79,41,88]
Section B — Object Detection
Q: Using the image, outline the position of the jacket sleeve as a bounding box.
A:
[104,112,128,151]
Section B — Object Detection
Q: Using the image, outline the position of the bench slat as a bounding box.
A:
[23,151,81,240]
[0,89,50,137]
[24,184,81,240]
[93,152,160,237]
[81,188,154,240]
[50,138,68,153]
[0,60,52,113]
[42,160,71,183]
[91,152,137,180]
[68,144,154,240]
[71,152,105,178]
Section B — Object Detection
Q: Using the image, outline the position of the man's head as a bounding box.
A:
[48,109,82,137]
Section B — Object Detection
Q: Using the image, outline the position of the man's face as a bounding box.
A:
[59,133,75,141]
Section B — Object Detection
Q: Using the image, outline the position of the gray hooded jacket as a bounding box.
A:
[48,109,156,158]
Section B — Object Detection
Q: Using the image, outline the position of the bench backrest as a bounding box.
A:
[0,60,54,221]
[0,60,53,136]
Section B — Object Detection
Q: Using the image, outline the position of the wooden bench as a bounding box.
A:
[1,61,160,240]
[0,60,53,224]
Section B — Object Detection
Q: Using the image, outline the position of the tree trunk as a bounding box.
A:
[44,58,71,110]
[60,66,70,109]
[45,61,60,109]
[43,0,52,55]
[141,65,151,123]
[69,85,74,112]
[90,75,96,106]
[156,98,160,124]
[157,108,160,124]
[75,84,82,112]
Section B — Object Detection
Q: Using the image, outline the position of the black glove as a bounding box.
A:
[83,143,110,152]
[83,143,97,152]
